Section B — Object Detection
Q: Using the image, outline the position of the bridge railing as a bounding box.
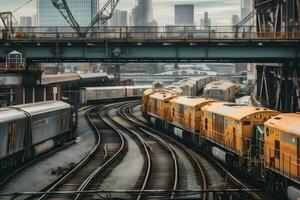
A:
[0,25,300,40]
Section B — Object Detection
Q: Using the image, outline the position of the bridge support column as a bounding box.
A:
[256,62,300,112]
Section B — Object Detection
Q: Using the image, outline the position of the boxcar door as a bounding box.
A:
[274,140,280,171]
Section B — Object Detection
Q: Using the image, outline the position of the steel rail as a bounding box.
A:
[35,106,102,200]
[124,103,208,200]
[116,103,179,199]
[108,104,152,200]
[73,106,126,200]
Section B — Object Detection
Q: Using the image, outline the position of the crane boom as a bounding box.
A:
[51,0,120,37]
[51,0,82,36]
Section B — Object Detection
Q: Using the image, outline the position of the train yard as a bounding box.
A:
[0,74,296,200]
[1,0,300,199]
[0,99,277,200]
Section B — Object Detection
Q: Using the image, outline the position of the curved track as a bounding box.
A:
[0,106,93,187]
[127,102,275,200]
[109,103,179,199]
[31,105,126,200]
[116,102,206,199]
[0,101,276,200]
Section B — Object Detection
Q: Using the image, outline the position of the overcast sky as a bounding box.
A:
[0,0,241,25]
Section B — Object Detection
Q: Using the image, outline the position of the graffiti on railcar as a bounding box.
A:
[7,122,17,153]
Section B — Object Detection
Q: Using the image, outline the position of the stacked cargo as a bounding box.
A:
[203,80,240,102]
[166,76,215,96]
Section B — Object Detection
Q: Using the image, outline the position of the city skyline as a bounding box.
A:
[0,0,240,26]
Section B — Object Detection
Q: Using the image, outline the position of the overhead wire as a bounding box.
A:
[9,0,35,25]
[12,0,34,13]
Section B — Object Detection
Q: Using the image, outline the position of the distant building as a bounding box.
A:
[109,10,128,26]
[20,16,32,27]
[32,14,37,26]
[247,63,256,85]
[175,4,194,26]
[132,0,155,26]
[241,0,251,24]
[37,0,98,27]
[231,14,240,25]
[128,13,133,26]
[19,16,32,32]
[200,12,211,27]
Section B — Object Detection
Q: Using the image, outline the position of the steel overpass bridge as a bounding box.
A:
[0,26,300,63]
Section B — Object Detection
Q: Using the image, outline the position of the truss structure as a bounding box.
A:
[255,0,300,33]
[51,0,120,37]
[0,12,13,33]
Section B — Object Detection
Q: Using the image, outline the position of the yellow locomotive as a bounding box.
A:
[143,89,181,127]
[167,96,215,144]
[201,102,279,173]
[141,88,300,199]
[264,113,300,197]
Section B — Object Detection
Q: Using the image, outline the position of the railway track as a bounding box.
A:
[106,103,179,199]
[115,102,206,199]
[0,101,276,200]
[28,105,126,200]
[126,102,275,200]
[0,106,93,188]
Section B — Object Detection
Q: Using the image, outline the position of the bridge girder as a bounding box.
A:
[0,12,13,33]
[0,40,299,63]
[255,0,300,33]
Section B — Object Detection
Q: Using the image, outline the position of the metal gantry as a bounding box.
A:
[255,0,300,34]
[253,0,300,112]
[0,12,13,35]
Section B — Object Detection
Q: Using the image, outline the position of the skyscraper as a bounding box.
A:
[175,4,194,26]
[200,12,211,27]
[20,16,32,27]
[19,16,32,31]
[231,15,240,25]
[32,14,37,26]
[37,0,98,26]
[109,10,128,26]
[241,0,251,24]
[132,0,156,26]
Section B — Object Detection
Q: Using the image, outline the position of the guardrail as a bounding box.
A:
[0,25,300,41]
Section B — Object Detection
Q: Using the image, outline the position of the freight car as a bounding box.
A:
[200,102,278,174]
[145,90,181,127]
[264,113,300,198]
[166,76,215,96]
[80,85,151,104]
[203,80,240,102]
[167,96,216,144]
[0,101,72,175]
[141,89,300,199]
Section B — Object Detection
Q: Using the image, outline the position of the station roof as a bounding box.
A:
[78,72,110,80]
[170,96,215,107]
[41,72,114,86]
[202,102,278,121]
[41,73,80,85]
[85,86,125,91]
[265,113,300,136]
